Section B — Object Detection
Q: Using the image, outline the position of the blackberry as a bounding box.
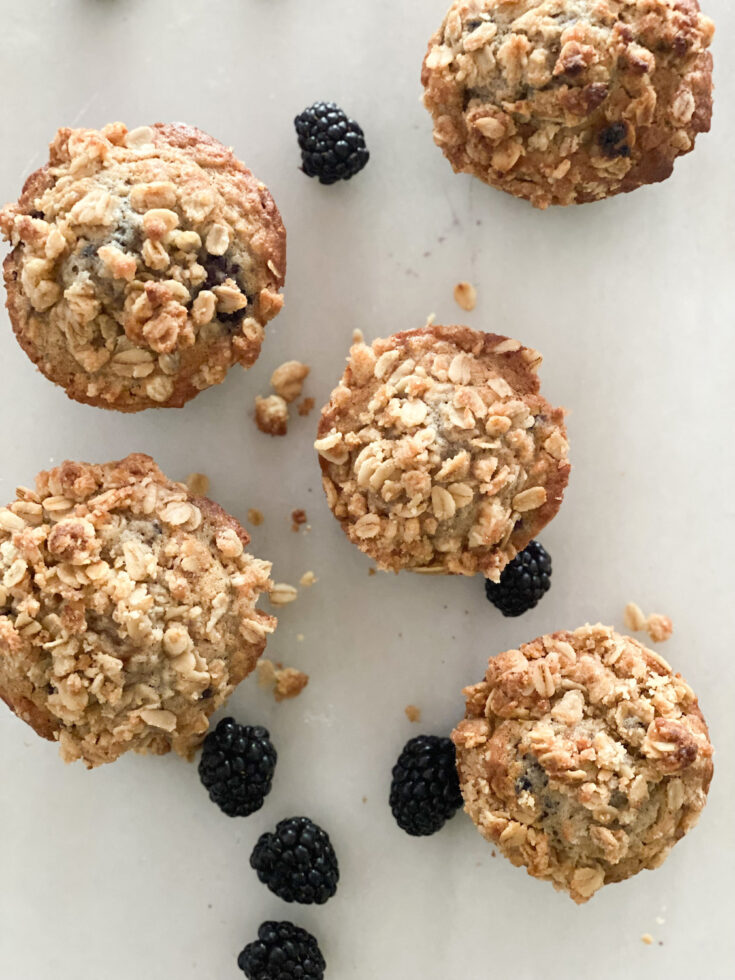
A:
[250,816,339,904]
[294,101,369,185]
[389,735,463,837]
[198,718,276,817]
[237,921,325,980]
[484,540,552,617]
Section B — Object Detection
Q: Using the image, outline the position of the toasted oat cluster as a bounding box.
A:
[315,324,569,579]
[0,454,275,767]
[421,0,714,207]
[0,122,285,410]
[453,624,713,902]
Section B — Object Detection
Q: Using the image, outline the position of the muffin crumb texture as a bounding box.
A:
[422,0,714,207]
[453,624,712,902]
[316,324,569,579]
[0,453,275,767]
[624,601,673,643]
[0,123,286,409]
[257,659,310,701]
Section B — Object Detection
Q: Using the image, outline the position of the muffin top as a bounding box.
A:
[315,324,569,579]
[0,122,285,410]
[0,454,275,767]
[453,624,713,902]
[422,0,714,207]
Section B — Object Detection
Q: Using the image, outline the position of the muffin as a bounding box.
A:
[421,0,714,208]
[452,624,713,902]
[0,454,275,767]
[0,122,285,410]
[315,324,569,578]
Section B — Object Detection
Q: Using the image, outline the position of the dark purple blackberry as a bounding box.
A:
[250,816,339,905]
[294,101,369,185]
[389,735,463,837]
[198,718,276,817]
[484,540,552,617]
[237,921,325,980]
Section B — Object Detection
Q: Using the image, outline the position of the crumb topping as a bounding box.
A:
[0,123,285,409]
[453,624,713,902]
[422,0,714,207]
[316,324,569,579]
[255,394,289,436]
[0,454,274,766]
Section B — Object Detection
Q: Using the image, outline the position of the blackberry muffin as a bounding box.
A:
[421,0,714,207]
[0,454,275,766]
[452,624,713,902]
[315,324,569,579]
[0,122,285,409]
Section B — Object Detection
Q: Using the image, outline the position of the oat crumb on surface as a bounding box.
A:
[185,472,210,496]
[247,508,264,527]
[271,360,310,403]
[641,934,654,946]
[255,394,289,436]
[269,582,298,606]
[405,704,421,723]
[296,633,305,642]
[297,397,315,417]
[257,659,309,701]
[299,570,318,587]
[291,508,307,531]
[624,602,673,643]
[368,567,376,576]
[655,917,666,926]
[454,281,477,311]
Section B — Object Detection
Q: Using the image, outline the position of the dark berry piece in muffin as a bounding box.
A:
[390,734,463,836]
[484,540,552,617]
[294,102,369,185]
[250,816,339,904]
[198,718,276,817]
[237,920,325,980]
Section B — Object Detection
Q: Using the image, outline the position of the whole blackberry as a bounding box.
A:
[237,921,325,980]
[484,540,552,617]
[198,718,276,817]
[250,816,339,905]
[389,735,463,837]
[294,101,369,185]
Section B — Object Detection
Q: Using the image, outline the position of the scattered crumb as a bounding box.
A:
[655,917,665,926]
[624,602,673,643]
[299,570,318,587]
[257,659,309,701]
[291,508,307,531]
[641,934,654,946]
[269,582,298,606]
[296,633,304,642]
[454,280,477,311]
[368,567,376,576]
[362,796,367,803]
[491,850,496,858]
[405,704,421,723]
[274,667,309,702]
[352,328,364,344]
[185,472,210,496]
[255,394,289,436]
[247,508,264,527]
[646,613,673,643]
[297,397,315,417]
[271,360,310,403]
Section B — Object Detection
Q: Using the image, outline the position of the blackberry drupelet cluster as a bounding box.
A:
[294,102,369,184]
[484,540,552,617]
[198,718,276,817]
[390,735,463,837]
[237,921,325,980]
[250,816,339,904]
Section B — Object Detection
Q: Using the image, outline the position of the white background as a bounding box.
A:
[0,1,733,977]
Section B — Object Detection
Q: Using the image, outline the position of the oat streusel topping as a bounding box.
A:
[0,122,285,410]
[0,454,275,767]
[315,324,569,579]
[421,0,714,207]
[453,624,713,902]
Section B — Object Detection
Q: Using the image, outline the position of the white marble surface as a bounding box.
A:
[0,1,733,977]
